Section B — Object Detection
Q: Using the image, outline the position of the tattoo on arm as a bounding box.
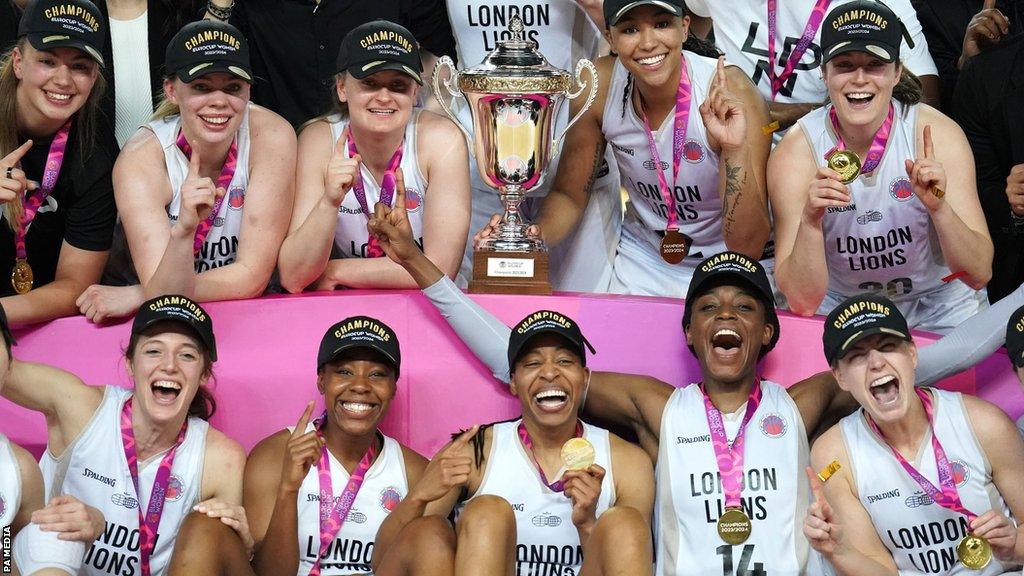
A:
[583,142,603,196]
[722,159,745,237]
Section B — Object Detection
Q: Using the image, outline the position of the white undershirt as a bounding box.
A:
[109,11,152,148]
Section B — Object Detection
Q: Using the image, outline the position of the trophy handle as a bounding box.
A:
[552,58,598,155]
[431,56,473,142]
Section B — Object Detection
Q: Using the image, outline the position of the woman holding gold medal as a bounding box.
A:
[805,293,1024,575]
[0,0,117,326]
[770,0,992,333]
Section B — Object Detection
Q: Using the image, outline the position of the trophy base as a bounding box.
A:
[470,250,551,295]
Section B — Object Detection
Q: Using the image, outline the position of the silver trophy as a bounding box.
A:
[433,16,597,290]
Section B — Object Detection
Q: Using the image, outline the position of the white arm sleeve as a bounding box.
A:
[13,522,85,576]
[916,284,1024,386]
[421,276,513,383]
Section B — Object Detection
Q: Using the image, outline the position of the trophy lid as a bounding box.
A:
[456,15,571,94]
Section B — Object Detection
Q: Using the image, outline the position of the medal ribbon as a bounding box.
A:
[824,103,894,176]
[517,420,584,492]
[766,0,832,100]
[346,133,404,258]
[14,121,71,260]
[308,411,378,576]
[701,380,764,509]
[174,132,239,256]
[639,59,691,232]
[120,397,188,576]
[865,388,978,523]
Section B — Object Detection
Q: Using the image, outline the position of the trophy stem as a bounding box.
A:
[479,185,547,252]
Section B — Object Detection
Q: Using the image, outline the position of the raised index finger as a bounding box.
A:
[394,167,406,212]
[292,401,316,437]
[923,125,934,160]
[983,0,996,11]
[716,56,728,88]
[805,466,826,504]
[2,140,34,167]
[445,424,480,455]
[188,145,202,177]
[336,126,350,157]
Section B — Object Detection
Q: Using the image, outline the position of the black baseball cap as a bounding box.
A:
[820,0,913,64]
[336,20,423,84]
[1005,305,1024,368]
[603,0,685,27]
[132,295,217,362]
[682,252,780,357]
[18,0,105,66]
[823,293,911,365]
[508,310,596,370]
[0,304,15,358]
[318,316,401,376]
[165,20,252,83]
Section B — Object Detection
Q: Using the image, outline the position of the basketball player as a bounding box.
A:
[804,293,1024,575]
[771,0,991,333]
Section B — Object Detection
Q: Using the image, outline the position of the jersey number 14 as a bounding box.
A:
[717,544,767,576]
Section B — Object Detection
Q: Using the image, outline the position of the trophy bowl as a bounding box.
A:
[432,15,597,292]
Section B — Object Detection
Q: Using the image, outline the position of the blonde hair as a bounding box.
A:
[0,39,106,231]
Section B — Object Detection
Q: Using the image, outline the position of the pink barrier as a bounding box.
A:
[1,290,1018,459]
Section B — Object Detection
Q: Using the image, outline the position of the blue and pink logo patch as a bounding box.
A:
[889,178,913,202]
[379,487,401,512]
[949,459,970,488]
[760,413,788,438]
[165,475,185,502]
[404,188,423,213]
[683,140,705,164]
[228,186,245,210]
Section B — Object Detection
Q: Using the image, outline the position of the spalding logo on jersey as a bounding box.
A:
[683,140,705,164]
[379,487,401,512]
[889,178,913,202]
[759,413,788,438]
[228,186,245,210]
[165,475,185,502]
[949,459,970,488]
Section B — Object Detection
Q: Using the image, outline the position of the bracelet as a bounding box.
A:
[206,0,233,21]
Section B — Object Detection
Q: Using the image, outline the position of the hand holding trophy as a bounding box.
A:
[433,15,597,294]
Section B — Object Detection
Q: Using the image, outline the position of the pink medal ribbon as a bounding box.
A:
[346,134,404,258]
[824,102,895,176]
[865,388,978,524]
[174,132,239,256]
[14,121,71,260]
[701,380,764,509]
[517,420,584,492]
[639,58,692,233]
[766,0,832,100]
[120,397,188,576]
[308,411,378,576]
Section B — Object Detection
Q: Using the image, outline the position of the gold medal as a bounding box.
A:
[560,437,595,471]
[11,258,33,294]
[826,150,862,184]
[717,508,752,545]
[957,534,993,570]
[660,230,690,265]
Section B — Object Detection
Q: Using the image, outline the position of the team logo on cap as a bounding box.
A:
[889,178,913,202]
[165,475,185,502]
[516,310,574,334]
[228,186,245,210]
[379,487,401,512]
[759,413,788,438]
[948,459,969,488]
[42,3,101,32]
[683,140,705,163]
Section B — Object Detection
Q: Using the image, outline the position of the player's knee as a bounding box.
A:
[403,515,457,552]
[458,495,516,537]
[177,510,235,546]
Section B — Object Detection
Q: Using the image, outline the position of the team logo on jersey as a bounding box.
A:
[213,217,225,227]
[379,487,401,512]
[759,413,787,438]
[347,510,367,524]
[531,513,562,528]
[889,178,914,202]
[905,491,934,508]
[949,459,970,488]
[404,187,423,213]
[164,475,185,502]
[228,186,245,210]
[682,140,705,163]
[857,210,883,225]
[111,492,139,509]
[642,159,669,171]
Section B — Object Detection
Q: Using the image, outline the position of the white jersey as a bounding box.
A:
[840,388,1018,575]
[685,0,936,106]
[461,419,615,574]
[656,381,810,576]
[328,113,428,260]
[40,386,209,576]
[148,105,252,273]
[293,425,409,575]
[798,101,985,332]
[0,433,20,530]
[447,0,622,292]
[602,53,725,296]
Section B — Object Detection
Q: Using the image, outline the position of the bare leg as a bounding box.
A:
[168,511,255,576]
[579,506,652,576]
[454,495,516,576]
[376,515,456,576]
